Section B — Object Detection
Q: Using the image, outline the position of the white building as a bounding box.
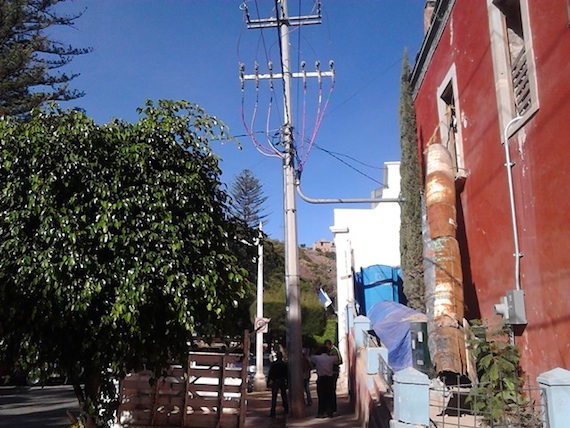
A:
[329,161,401,381]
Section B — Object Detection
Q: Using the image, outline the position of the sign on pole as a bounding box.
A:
[254,317,270,334]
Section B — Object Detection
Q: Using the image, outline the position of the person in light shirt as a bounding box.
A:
[310,345,338,418]
[325,339,342,413]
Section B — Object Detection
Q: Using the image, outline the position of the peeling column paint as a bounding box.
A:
[424,142,467,378]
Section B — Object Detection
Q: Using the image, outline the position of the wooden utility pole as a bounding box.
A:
[240,0,332,418]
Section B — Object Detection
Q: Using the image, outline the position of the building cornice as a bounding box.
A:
[410,0,455,99]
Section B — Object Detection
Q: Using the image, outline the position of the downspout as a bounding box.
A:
[502,116,523,291]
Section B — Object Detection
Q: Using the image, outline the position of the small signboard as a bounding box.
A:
[254,317,270,334]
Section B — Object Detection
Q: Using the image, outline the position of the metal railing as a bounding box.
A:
[377,352,394,392]
[429,375,547,428]
[361,329,394,392]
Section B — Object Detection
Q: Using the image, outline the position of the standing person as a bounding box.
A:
[325,339,342,414]
[266,351,289,417]
[311,345,338,418]
[302,350,313,406]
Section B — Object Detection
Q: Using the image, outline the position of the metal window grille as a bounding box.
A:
[511,45,532,116]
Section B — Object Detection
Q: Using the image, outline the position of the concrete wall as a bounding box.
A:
[330,161,401,387]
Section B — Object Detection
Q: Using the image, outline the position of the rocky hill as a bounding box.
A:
[298,247,337,300]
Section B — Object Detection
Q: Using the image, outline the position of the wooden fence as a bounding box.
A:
[117,346,249,427]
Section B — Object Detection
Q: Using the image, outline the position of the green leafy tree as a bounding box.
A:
[222,222,257,337]
[0,0,91,116]
[0,100,249,424]
[399,50,425,310]
[229,169,269,230]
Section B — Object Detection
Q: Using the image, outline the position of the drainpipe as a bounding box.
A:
[502,115,523,291]
[502,116,524,345]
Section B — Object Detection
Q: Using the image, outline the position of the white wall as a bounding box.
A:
[329,161,401,381]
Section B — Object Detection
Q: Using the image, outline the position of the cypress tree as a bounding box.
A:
[399,50,425,310]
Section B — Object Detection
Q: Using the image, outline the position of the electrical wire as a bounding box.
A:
[275,0,291,127]
[308,143,385,186]
[325,56,401,118]
[313,143,383,170]
[295,0,302,136]
[238,1,285,158]
[238,1,406,190]
[297,66,334,171]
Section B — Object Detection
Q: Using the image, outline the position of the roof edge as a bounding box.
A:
[410,0,455,99]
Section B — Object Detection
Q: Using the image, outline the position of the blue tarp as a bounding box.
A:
[368,300,424,373]
[353,265,405,315]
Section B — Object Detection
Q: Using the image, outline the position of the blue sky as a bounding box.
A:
[56,0,426,246]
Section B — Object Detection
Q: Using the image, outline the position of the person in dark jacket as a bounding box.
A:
[267,351,289,417]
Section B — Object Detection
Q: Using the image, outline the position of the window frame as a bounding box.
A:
[487,0,539,137]
[437,63,467,181]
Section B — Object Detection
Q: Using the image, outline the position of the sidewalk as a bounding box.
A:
[244,383,359,428]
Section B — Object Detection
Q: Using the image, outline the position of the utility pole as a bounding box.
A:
[253,222,266,391]
[240,0,333,418]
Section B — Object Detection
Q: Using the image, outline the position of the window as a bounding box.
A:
[488,0,538,134]
[437,64,466,181]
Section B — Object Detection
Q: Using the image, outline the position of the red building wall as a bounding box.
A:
[412,0,570,381]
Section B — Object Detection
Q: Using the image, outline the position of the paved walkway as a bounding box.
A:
[244,383,359,428]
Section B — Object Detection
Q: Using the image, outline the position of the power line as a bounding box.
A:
[311,143,384,186]
[325,56,402,117]
[313,143,384,170]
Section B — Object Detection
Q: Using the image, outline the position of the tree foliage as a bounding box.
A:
[398,50,425,310]
[0,0,91,116]
[229,168,269,230]
[252,241,328,346]
[260,283,327,347]
[0,100,250,423]
[225,168,270,334]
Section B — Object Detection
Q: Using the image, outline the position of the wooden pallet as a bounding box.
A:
[117,334,250,428]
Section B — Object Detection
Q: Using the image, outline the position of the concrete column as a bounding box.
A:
[353,315,371,349]
[390,367,429,427]
[538,367,570,428]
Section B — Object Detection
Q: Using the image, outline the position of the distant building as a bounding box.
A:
[312,238,335,253]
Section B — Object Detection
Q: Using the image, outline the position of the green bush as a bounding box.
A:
[466,321,541,427]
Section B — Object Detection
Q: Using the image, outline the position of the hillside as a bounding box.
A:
[298,247,337,300]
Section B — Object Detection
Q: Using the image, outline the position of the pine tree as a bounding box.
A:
[399,50,425,310]
[0,0,91,116]
[229,169,269,229]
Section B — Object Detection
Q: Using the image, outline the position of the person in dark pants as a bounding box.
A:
[325,339,342,414]
[311,345,339,418]
[267,351,289,417]
[302,349,313,406]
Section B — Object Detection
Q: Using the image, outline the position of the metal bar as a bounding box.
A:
[296,179,403,204]
[242,71,334,80]
[247,14,321,29]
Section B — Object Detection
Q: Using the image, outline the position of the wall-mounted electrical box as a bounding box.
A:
[494,289,527,325]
